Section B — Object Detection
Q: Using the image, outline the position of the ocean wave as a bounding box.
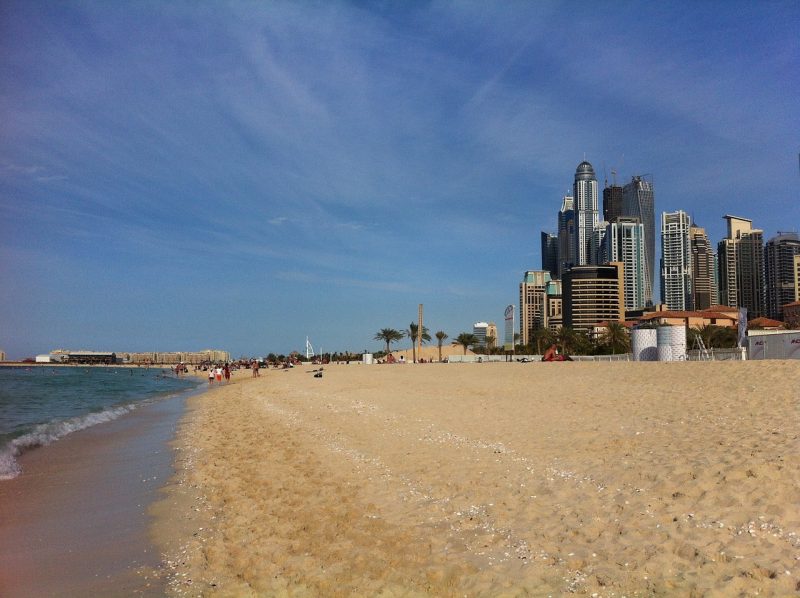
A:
[0,404,138,480]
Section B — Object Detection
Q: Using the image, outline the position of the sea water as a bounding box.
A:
[0,366,201,480]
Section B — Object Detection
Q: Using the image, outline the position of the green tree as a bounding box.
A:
[688,324,714,349]
[712,326,738,348]
[455,332,478,355]
[532,327,555,355]
[435,331,448,362]
[485,334,497,355]
[600,322,631,354]
[554,326,578,355]
[553,326,592,355]
[374,328,404,356]
[688,324,738,349]
[406,322,431,363]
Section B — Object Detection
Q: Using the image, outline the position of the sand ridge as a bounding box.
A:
[154,361,800,596]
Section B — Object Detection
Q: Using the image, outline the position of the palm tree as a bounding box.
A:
[689,324,715,349]
[374,328,404,356]
[688,324,738,349]
[406,322,431,363]
[455,332,478,355]
[435,331,448,362]
[532,327,555,355]
[713,326,738,348]
[555,326,592,355]
[601,322,630,354]
[485,334,497,355]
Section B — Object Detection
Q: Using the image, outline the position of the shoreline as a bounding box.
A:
[0,379,207,596]
[154,361,800,596]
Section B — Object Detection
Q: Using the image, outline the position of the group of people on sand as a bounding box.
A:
[376,354,438,364]
[207,363,231,385]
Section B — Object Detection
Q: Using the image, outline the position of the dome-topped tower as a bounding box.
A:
[575,161,596,181]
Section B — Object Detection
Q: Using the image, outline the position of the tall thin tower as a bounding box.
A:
[623,176,655,305]
[557,195,575,276]
[690,224,718,310]
[573,161,599,266]
[660,210,692,310]
[718,215,764,318]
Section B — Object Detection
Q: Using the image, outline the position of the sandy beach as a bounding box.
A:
[154,361,800,596]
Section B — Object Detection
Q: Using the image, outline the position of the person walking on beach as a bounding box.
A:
[215,365,223,383]
[223,363,230,383]
[252,360,260,377]
[208,367,214,385]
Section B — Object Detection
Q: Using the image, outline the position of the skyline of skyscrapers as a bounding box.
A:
[532,159,795,338]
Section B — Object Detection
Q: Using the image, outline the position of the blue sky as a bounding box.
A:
[1,1,798,359]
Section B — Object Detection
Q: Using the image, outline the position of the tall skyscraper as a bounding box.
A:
[540,231,559,278]
[602,183,624,223]
[573,161,599,267]
[557,195,575,277]
[601,217,647,311]
[661,211,693,310]
[718,215,764,318]
[473,322,489,347]
[764,232,800,320]
[563,263,625,332]
[689,224,718,310]
[590,221,609,265]
[622,176,655,305]
[519,271,562,346]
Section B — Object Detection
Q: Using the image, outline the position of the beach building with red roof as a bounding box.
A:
[748,317,785,330]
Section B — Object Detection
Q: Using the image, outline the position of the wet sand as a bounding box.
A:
[156,361,800,596]
[0,390,196,597]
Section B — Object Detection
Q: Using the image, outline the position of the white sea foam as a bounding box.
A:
[0,404,137,480]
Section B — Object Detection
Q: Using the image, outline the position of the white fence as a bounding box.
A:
[448,350,749,363]
[685,348,746,361]
[446,353,633,363]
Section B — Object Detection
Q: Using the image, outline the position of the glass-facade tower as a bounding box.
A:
[623,176,654,305]
[601,217,646,311]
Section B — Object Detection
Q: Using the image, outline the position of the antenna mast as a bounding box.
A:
[417,304,424,363]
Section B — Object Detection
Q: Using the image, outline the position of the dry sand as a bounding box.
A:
[154,361,800,596]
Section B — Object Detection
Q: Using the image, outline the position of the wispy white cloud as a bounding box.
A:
[0,0,797,356]
[274,270,414,294]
